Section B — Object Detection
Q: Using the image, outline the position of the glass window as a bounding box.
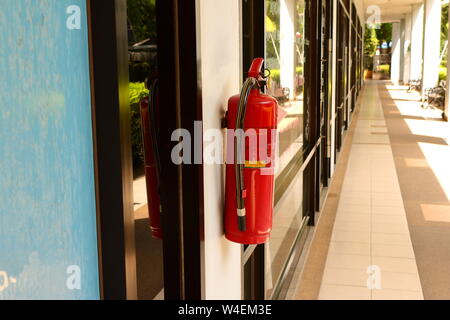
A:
[265,0,306,298]
[266,0,306,176]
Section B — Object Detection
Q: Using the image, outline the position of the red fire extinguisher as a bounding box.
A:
[140,78,163,239]
[225,58,278,245]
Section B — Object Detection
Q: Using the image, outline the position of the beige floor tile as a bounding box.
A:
[371,183,401,193]
[372,256,420,274]
[379,272,422,292]
[340,191,371,200]
[372,222,409,234]
[372,243,415,259]
[337,204,371,214]
[372,232,412,246]
[336,212,371,223]
[331,230,371,243]
[322,267,369,287]
[333,220,371,232]
[372,197,403,208]
[371,214,407,225]
[339,198,372,207]
[319,285,371,300]
[341,183,371,192]
[328,241,371,256]
[372,289,423,300]
[326,253,371,269]
[372,205,405,216]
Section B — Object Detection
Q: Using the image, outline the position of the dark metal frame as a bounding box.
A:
[156,0,204,300]
[87,0,204,300]
[88,0,136,300]
[242,0,266,300]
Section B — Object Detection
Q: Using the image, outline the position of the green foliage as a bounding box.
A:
[129,82,149,166]
[375,23,392,45]
[268,66,303,84]
[441,3,449,61]
[364,25,378,58]
[439,65,447,82]
[377,64,390,74]
[129,61,152,82]
[127,0,156,42]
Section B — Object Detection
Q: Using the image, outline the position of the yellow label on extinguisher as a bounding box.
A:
[244,160,267,168]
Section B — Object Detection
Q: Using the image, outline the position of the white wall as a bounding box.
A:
[391,22,401,83]
[410,3,424,81]
[197,0,242,300]
[423,0,441,90]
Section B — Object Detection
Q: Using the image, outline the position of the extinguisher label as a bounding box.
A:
[244,160,267,168]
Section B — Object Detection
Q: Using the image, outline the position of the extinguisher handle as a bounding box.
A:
[248,58,265,79]
[235,77,257,232]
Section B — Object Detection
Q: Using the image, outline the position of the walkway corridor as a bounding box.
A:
[294,80,450,300]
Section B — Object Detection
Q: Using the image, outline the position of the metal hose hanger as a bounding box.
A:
[234,77,257,232]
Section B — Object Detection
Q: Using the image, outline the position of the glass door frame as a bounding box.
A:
[89,0,204,300]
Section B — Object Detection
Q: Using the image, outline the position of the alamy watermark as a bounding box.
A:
[367,265,382,290]
[170,121,279,176]
[366,5,381,29]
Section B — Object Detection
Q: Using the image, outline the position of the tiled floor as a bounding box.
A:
[318,82,424,300]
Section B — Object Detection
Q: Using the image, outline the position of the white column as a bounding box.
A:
[422,0,442,91]
[197,0,242,300]
[399,19,405,83]
[280,0,296,99]
[391,22,401,84]
[410,4,424,81]
[403,12,413,83]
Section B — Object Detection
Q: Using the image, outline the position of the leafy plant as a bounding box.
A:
[364,25,378,59]
[129,82,149,166]
[127,0,156,42]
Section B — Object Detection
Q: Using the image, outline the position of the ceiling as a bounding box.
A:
[357,0,424,23]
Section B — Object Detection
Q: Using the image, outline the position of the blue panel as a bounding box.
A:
[0,0,99,299]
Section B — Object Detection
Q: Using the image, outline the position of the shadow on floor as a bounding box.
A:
[135,217,164,300]
[378,81,450,299]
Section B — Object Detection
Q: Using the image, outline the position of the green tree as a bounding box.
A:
[127,0,156,42]
[375,23,392,46]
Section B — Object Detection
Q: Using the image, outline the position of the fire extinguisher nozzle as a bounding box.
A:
[238,216,247,232]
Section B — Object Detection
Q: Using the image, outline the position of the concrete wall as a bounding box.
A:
[197,0,242,300]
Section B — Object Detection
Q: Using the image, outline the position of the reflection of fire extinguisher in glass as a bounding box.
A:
[139,78,163,239]
[225,58,278,245]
